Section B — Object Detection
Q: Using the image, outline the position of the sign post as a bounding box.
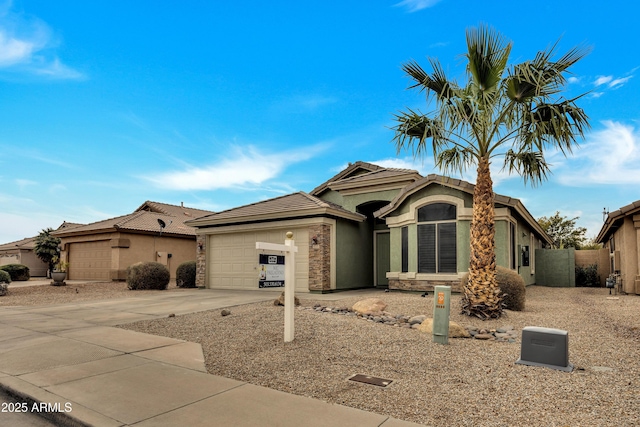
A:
[256,232,298,342]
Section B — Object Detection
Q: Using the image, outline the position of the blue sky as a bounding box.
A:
[1,0,639,243]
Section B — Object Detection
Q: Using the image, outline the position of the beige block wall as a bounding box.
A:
[575,248,610,287]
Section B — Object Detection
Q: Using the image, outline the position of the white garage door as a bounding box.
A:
[208,228,309,292]
[68,240,111,280]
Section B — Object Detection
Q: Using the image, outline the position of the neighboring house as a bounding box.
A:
[595,200,640,295]
[0,222,84,277]
[187,161,552,293]
[51,201,214,281]
[0,237,47,277]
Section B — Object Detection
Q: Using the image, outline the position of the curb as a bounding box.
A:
[0,383,90,427]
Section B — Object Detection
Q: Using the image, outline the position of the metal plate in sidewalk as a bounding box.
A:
[348,374,392,387]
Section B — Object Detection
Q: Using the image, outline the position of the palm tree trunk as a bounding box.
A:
[462,156,503,319]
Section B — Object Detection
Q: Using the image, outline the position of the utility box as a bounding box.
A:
[432,286,451,344]
[516,326,573,372]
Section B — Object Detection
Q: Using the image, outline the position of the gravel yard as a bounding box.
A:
[0,281,185,306]
[122,286,639,427]
[3,282,639,426]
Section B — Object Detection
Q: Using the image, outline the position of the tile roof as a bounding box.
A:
[0,222,85,250]
[0,237,36,251]
[327,168,421,191]
[52,201,214,238]
[310,161,385,196]
[595,199,640,243]
[186,192,365,227]
[135,201,214,220]
[375,174,552,245]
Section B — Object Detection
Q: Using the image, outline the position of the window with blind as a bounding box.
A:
[510,222,516,270]
[417,203,457,274]
[401,226,408,273]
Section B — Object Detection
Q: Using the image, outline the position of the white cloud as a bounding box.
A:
[147,144,326,191]
[15,178,36,190]
[592,73,633,90]
[557,121,640,185]
[0,4,83,79]
[0,30,35,65]
[394,0,442,12]
[594,75,612,86]
[608,76,633,88]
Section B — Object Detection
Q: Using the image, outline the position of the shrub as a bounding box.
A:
[495,266,526,311]
[461,266,526,311]
[176,260,196,288]
[0,264,30,281]
[575,264,599,287]
[126,262,170,290]
[0,269,11,284]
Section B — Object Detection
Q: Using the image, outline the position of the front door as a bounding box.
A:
[375,231,390,287]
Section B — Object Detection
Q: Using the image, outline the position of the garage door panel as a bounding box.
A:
[68,241,111,280]
[208,227,310,292]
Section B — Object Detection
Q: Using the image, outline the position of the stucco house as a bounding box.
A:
[595,199,640,295]
[188,161,552,293]
[0,222,84,277]
[0,236,47,277]
[52,201,214,281]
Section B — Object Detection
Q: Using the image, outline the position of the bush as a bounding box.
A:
[0,264,30,281]
[461,266,526,311]
[0,269,11,284]
[495,266,526,311]
[575,264,599,287]
[126,262,170,290]
[176,260,196,288]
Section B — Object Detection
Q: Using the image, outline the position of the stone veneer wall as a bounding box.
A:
[196,234,206,288]
[308,224,331,291]
[389,279,462,293]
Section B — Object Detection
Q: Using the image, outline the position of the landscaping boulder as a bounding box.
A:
[352,298,387,315]
[274,291,300,306]
[0,283,7,296]
[417,318,471,338]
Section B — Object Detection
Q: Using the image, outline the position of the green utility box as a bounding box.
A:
[432,286,451,344]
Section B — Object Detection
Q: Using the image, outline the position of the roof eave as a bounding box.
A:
[188,207,365,228]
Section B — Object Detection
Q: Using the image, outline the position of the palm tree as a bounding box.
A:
[34,228,61,278]
[392,25,590,319]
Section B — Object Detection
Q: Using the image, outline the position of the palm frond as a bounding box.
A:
[392,109,445,157]
[505,42,591,103]
[465,24,512,94]
[502,149,552,186]
[529,99,590,154]
[436,147,475,176]
[402,59,457,101]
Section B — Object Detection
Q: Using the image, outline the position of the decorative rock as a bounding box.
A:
[0,283,8,296]
[352,298,387,314]
[416,318,471,338]
[408,315,426,325]
[474,333,493,340]
[274,291,301,306]
[221,309,231,316]
[305,302,519,344]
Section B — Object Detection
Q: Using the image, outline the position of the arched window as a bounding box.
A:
[417,203,457,273]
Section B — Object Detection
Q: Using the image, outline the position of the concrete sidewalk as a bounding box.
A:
[0,288,422,426]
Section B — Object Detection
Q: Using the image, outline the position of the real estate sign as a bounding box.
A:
[258,254,285,288]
